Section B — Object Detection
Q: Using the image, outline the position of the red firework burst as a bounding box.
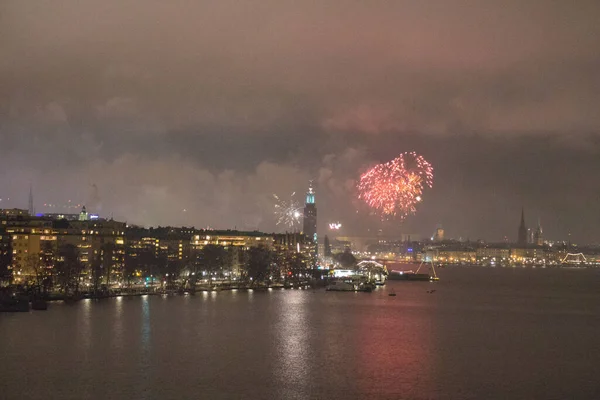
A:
[358,152,433,218]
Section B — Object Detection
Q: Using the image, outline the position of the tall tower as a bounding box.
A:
[517,208,527,246]
[302,182,317,257]
[534,218,543,246]
[28,184,34,216]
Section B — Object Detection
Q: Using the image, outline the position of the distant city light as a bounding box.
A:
[329,222,342,230]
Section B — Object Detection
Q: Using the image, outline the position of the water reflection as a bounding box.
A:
[4,269,599,399]
[274,291,310,399]
[356,290,433,398]
[113,296,124,349]
[77,298,92,351]
[140,296,151,350]
[131,296,152,399]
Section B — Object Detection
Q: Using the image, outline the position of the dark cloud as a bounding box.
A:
[1,1,599,242]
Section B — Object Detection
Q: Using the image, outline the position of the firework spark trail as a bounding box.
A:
[357,152,433,219]
[273,192,302,228]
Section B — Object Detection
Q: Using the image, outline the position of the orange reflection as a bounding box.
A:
[356,288,434,398]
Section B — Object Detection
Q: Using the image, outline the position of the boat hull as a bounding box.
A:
[388,273,432,281]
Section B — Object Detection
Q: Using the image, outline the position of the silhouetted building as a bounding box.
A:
[517,208,527,245]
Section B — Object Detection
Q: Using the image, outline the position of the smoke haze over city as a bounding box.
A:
[1,1,599,242]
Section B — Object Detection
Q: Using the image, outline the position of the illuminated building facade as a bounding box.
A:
[191,230,273,249]
[1,212,125,283]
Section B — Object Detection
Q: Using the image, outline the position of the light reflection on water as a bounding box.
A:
[274,291,310,399]
[140,296,151,350]
[113,296,123,349]
[1,268,600,399]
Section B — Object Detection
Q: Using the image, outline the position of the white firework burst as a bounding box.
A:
[273,192,302,229]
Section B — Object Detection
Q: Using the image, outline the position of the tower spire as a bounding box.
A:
[302,181,318,262]
[520,208,525,225]
[28,183,34,215]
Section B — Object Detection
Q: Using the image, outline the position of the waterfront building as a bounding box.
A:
[510,247,545,264]
[59,218,126,282]
[191,230,274,279]
[3,218,55,278]
[435,250,476,264]
[125,226,194,283]
[476,246,511,265]
[1,211,126,283]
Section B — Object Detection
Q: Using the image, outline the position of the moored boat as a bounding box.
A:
[326,280,356,291]
[388,271,432,281]
[0,294,30,312]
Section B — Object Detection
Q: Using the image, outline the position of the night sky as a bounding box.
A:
[1,1,599,243]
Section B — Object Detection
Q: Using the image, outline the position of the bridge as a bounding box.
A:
[562,253,587,265]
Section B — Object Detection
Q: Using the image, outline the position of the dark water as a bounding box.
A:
[2,267,600,400]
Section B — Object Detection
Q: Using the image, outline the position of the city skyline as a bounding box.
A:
[2,1,600,243]
[1,193,581,247]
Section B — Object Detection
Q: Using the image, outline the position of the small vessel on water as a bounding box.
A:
[326,280,356,292]
[387,260,439,282]
[388,271,431,281]
[0,292,30,312]
[326,278,375,292]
